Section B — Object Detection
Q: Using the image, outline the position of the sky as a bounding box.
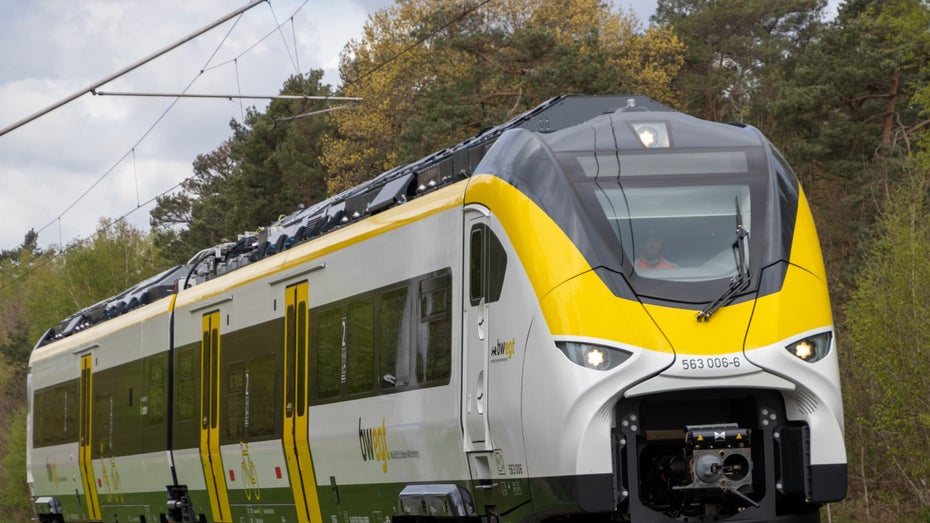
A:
[0,0,808,252]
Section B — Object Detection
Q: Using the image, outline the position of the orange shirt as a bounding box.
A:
[635,257,678,269]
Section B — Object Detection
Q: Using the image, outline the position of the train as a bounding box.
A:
[27,94,846,523]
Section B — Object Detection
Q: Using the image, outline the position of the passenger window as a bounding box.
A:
[147,359,165,426]
[347,299,374,395]
[380,286,411,389]
[35,384,80,447]
[418,273,452,384]
[248,356,276,437]
[224,356,276,440]
[64,385,78,442]
[311,269,452,401]
[93,393,113,457]
[225,361,246,440]
[316,308,342,399]
[176,349,196,422]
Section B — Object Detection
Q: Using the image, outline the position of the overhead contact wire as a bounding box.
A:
[5,0,318,287]
[0,178,187,293]
[33,5,253,242]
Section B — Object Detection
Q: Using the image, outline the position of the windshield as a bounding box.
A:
[475,116,793,306]
[557,144,770,304]
[595,184,751,282]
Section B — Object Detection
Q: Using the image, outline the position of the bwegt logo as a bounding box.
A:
[491,338,515,360]
[358,417,390,473]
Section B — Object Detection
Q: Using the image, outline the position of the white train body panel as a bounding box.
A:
[27,95,846,523]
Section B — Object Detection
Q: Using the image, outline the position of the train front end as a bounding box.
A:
[474,98,846,522]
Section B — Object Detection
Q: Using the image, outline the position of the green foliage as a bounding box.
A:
[0,230,39,263]
[0,1,925,519]
[0,219,171,362]
[842,155,930,514]
[0,407,30,521]
[0,219,174,521]
[324,0,684,193]
[654,0,826,126]
[772,0,930,174]
[151,71,334,264]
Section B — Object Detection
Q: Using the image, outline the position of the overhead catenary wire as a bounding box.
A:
[276,0,495,124]
[0,178,188,292]
[0,0,330,291]
[291,17,301,73]
[25,0,487,246]
[201,7,300,75]
[31,1,326,244]
[266,0,304,75]
[92,92,362,102]
[0,0,268,139]
[6,0,491,288]
[274,103,358,123]
[32,12,252,241]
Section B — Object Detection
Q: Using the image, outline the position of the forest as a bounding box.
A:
[1,0,929,520]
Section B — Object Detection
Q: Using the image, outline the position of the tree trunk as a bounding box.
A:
[882,70,899,146]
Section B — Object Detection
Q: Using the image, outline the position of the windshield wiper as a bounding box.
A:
[697,197,751,321]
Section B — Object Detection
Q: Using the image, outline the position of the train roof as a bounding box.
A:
[35,94,675,348]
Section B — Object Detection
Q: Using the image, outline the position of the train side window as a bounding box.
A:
[146,359,165,426]
[249,356,276,437]
[64,384,78,442]
[310,269,452,401]
[347,299,374,395]
[93,393,113,458]
[487,229,507,302]
[34,383,79,447]
[225,360,246,440]
[34,388,50,447]
[417,272,452,384]
[470,224,507,305]
[470,226,484,306]
[316,307,342,399]
[380,285,412,390]
[176,348,196,422]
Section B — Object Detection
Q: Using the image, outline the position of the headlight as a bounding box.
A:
[631,122,670,148]
[785,332,832,363]
[556,341,632,371]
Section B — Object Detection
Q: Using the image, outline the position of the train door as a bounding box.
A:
[199,311,232,523]
[463,207,492,452]
[283,282,323,523]
[78,353,102,521]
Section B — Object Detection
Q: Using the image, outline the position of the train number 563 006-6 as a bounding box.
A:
[681,356,741,371]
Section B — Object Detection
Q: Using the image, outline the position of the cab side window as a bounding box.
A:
[469,223,507,305]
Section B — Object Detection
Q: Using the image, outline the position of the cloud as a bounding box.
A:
[0,0,391,251]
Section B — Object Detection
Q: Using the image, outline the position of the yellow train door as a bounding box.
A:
[199,311,231,522]
[78,353,101,521]
[283,281,323,523]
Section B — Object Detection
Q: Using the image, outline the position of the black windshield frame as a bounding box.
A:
[566,146,770,304]
[474,110,800,308]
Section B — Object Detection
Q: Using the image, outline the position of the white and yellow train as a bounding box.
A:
[28,95,846,523]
